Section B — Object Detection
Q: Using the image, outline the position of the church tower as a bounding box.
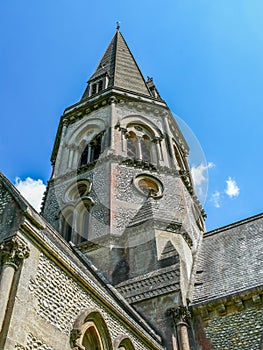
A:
[42,28,206,348]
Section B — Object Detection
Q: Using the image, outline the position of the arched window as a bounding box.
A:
[126,124,155,163]
[82,323,103,350]
[127,131,138,158]
[116,337,135,350]
[61,208,74,242]
[140,135,151,162]
[61,181,93,244]
[75,199,93,244]
[71,310,113,350]
[80,133,103,167]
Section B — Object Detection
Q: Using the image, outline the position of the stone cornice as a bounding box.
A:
[191,284,263,320]
[63,87,167,116]
[116,265,180,303]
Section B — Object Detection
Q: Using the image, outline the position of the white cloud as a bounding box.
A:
[191,162,214,186]
[191,162,215,202]
[225,177,240,198]
[15,177,46,212]
[210,191,221,208]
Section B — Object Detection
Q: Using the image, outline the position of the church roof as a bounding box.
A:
[193,212,263,304]
[81,29,152,99]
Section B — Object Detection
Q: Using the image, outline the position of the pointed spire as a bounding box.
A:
[82,30,153,99]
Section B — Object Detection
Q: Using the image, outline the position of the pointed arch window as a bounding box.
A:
[72,311,112,350]
[82,323,103,350]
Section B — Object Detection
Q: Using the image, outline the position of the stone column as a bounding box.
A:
[109,96,117,152]
[0,236,30,332]
[167,306,191,350]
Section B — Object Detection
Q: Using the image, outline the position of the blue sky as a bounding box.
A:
[1,1,263,231]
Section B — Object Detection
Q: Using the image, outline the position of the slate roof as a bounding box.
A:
[82,29,152,99]
[193,212,263,304]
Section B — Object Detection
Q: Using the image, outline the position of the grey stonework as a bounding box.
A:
[1,28,263,350]
[0,177,163,350]
[205,306,262,350]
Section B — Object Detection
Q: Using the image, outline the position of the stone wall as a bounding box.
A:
[205,306,262,349]
[6,236,162,350]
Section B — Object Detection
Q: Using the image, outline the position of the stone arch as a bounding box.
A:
[121,116,162,163]
[120,114,162,138]
[114,336,135,350]
[71,309,113,350]
[67,117,107,146]
[64,118,107,169]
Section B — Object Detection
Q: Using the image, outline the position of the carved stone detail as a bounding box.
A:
[167,306,191,324]
[116,266,180,303]
[0,236,30,269]
[70,328,83,349]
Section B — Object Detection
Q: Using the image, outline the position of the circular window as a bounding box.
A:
[134,174,163,199]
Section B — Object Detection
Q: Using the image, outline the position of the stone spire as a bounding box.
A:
[81,30,153,99]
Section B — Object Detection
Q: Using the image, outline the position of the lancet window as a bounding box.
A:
[73,311,113,350]
[82,323,103,350]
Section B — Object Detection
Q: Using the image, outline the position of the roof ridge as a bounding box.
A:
[205,211,263,237]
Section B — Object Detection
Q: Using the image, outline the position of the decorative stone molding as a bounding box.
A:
[192,288,263,320]
[116,266,180,303]
[0,236,30,269]
[70,328,83,349]
[167,306,191,324]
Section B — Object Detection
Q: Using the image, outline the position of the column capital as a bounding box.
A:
[0,236,30,270]
[167,305,191,324]
[70,328,84,350]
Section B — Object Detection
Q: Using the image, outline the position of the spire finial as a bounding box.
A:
[116,21,120,31]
